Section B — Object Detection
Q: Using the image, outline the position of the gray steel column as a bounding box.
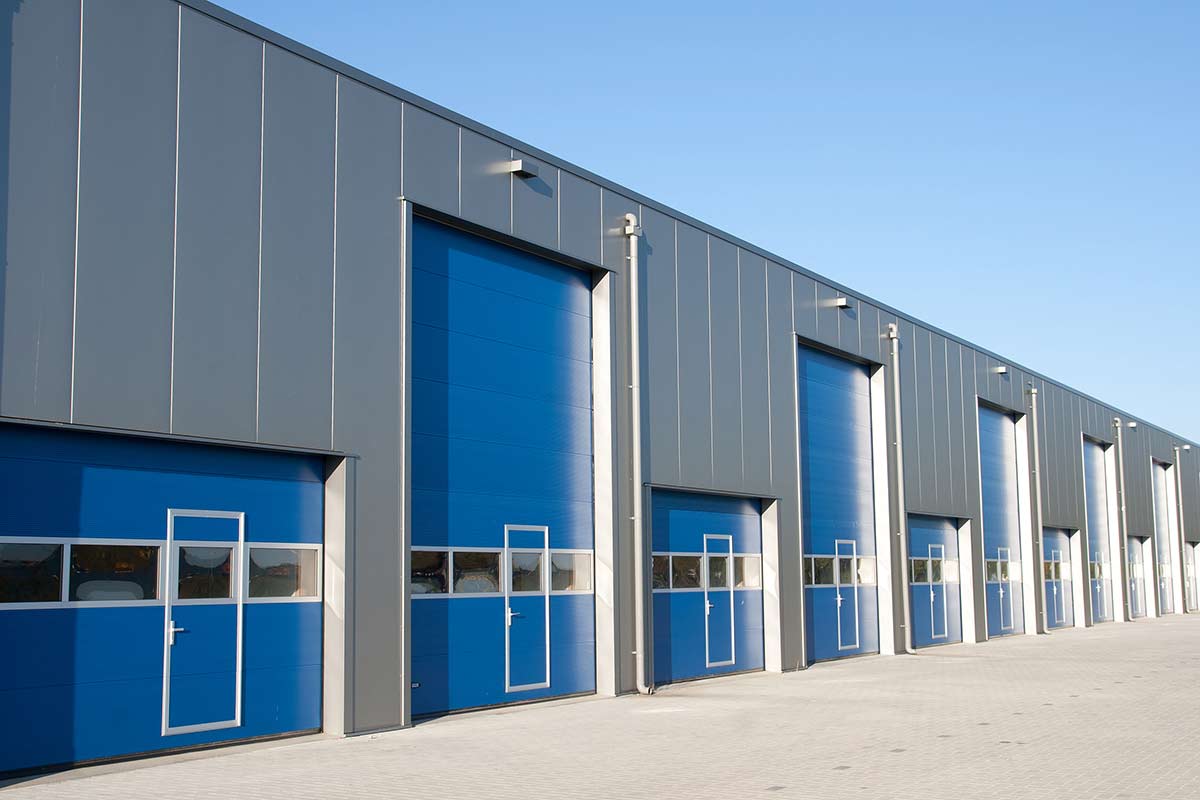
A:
[322,455,355,735]
[1027,385,1048,635]
[884,324,913,654]
[1113,418,1133,622]
[1172,445,1190,613]
[397,197,414,726]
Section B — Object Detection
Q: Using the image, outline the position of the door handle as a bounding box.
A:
[169,622,186,646]
[506,608,522,626]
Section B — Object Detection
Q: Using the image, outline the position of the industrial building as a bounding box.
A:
[1,0,1197,775]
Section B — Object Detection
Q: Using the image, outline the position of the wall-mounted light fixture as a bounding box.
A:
[507,159,539,179]
[833,296,852,309]
[992,365,1009,375]
[1126,421,1138,430]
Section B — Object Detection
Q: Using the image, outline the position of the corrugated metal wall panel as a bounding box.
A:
[709,237,743,488]
[640,206,680,485]
[898,319,923,511]
[400,104,457,215]
[72,0,177,431]
[256,45,336,448]
[738,252,772,494]
[675,224,713,487]
[791,272,818,342]
[814,283,840,348]
[945,342,968,515]
[0,0,79,422]
[459,129,511,234]
[170,8,261,441]
[858,303,881,364]
[559,172,602,265]
[511,151,558,250]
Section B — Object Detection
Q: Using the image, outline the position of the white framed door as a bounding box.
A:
[929,544,948,640]
[835,539,860,650]
[504,524,551,693]
[161,509,245,737]
[997,546,1014,631]
[703,534,735,667]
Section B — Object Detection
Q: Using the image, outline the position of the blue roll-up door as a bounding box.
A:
[409,218,595,715]
[0,425,324,774]
[978,405,1025,638]
[1151,462,1174,614]
[1082,440,1114,623]
[798,346,878,662]
[1042,528,1074,629]
[651,491,764,685]
[908,516,962,647]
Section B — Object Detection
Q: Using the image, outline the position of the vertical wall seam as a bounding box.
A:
[69,0,85,423]
[764,260,774,486]
[735,251,745,485]
[456,125,462,218]
[330,76,339,450]
[706,237,714,483]
[254,42,265,440]
[673,221,681,479]
[168,5,181,434]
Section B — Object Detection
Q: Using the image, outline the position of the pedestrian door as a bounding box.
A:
[1128,541,1146,619]
[505,525,551,693]
[995,547,1015,632]
[835,540,860,650]
[1186,543,1200,613]
[928,544,949,639]
[704,535,735,667]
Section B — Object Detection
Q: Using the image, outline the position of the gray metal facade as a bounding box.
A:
[2,0,1196,735]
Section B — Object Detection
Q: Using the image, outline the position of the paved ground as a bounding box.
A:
[6,616,1200,799]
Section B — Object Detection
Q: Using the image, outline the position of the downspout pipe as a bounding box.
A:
[1027,384,1048,635]
[1173,444,1190,613]
[887,324,915,655]
[1114,418,1132,621]
[624,213,652,695]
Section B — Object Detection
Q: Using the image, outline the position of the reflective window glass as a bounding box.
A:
[510,552,543,592]
[857,557,877,586]
[944,559,960,583]
[929,558,942,584]
[177,546,232,599]
[0,543,63,603]
[551,552,592,592]
[672,556,701,589]
[652,555,670,589]
[837,556,855,586]
[986,560,999,582]
[707,554,730,589]
[999,560,1010,581]
[812,557,834,585]
[411,550,448,594]
[70,544,158,601]
[734,556,761,589]
[803,557,815,585]
[454,551,500,593]
[911,558,929,584]
[249,547,319,598]
[1044,561,1055,581]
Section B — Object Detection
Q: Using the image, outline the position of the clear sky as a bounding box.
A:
[220,0,1199,440]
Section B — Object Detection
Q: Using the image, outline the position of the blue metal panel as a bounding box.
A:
[1082,440,1114,622]
[651,491,764,685]
[410,218,594,715]
[978,406,1025,637]
[908,515,963,648]
[1042,528,1074,629]
[0,425,323,774]
[798,346,878,662]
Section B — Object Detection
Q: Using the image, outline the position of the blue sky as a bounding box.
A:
[220,0,1199,439]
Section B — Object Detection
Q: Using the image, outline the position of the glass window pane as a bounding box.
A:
[510,552,543,592]
[411,550,448,594]
[652,555,670,589]
[837,556,855,585]
[551,552,592,592]
[929,558,942,584]
[813,557,834,585]
[0,543,63,603]
[999,560,1010,581]
[803,557,814,585]
[707,554,729,589]
[911,558,928,584]
[944,559,960,583]
[857,557,877,586]
[735,556,762,589]
[986,560,999,582]
[454,551,500,593]
[177,547,232,599]
[70,544,158,601]
[672,556,701,589]
[249,547,319,598]
[1043,561,1054,581]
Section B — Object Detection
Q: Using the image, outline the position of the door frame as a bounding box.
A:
[702,533,735,668]
[997,545,1015,631]
[835,539,860,650]
[161,508,245,737]
[929,544,948,640]
[503,524,551,693]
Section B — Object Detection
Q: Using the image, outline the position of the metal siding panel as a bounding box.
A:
[675,224,712,487]
[913,326,937,512]
[791,272,818,341]
[946,343,967,515]
[511,152,558,250]
[333,78,403,730]
[640,206,680,485]
[930,334,952,512]
[0,0,79,422]
[400,104,457,215]
[258,46,336,448]
[600,190,637,274]
[838,295,862,356]
[814,283,840,348]
[558,171,601,264]
[709,237,742,488]
[898,320,922,510]
[458,128,510,234]
[738,252,771,493]
[72,0,177,431]
[170,9,261,441]
[858,303,880,364]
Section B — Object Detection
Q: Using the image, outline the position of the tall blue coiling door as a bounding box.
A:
[978,406,1025,638]
[1151,462,1174,614]
[1042,528,1074,629]
[409,219,595,715]
[0,425,323,775]
[1082,440,1113,623]
[799,346,878,662]
[651,491,764,685]
[908,516,962,647]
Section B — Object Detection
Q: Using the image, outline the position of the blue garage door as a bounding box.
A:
[1082,440,1114,623]
[1042,528,1074,629]
[978,406,1025,638]
[409,219,595,715]
[650,491,764,685]
[1151,462,1174,614]
[0,425,323,775]
[799,346,878,662]
[908,516,962,647]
